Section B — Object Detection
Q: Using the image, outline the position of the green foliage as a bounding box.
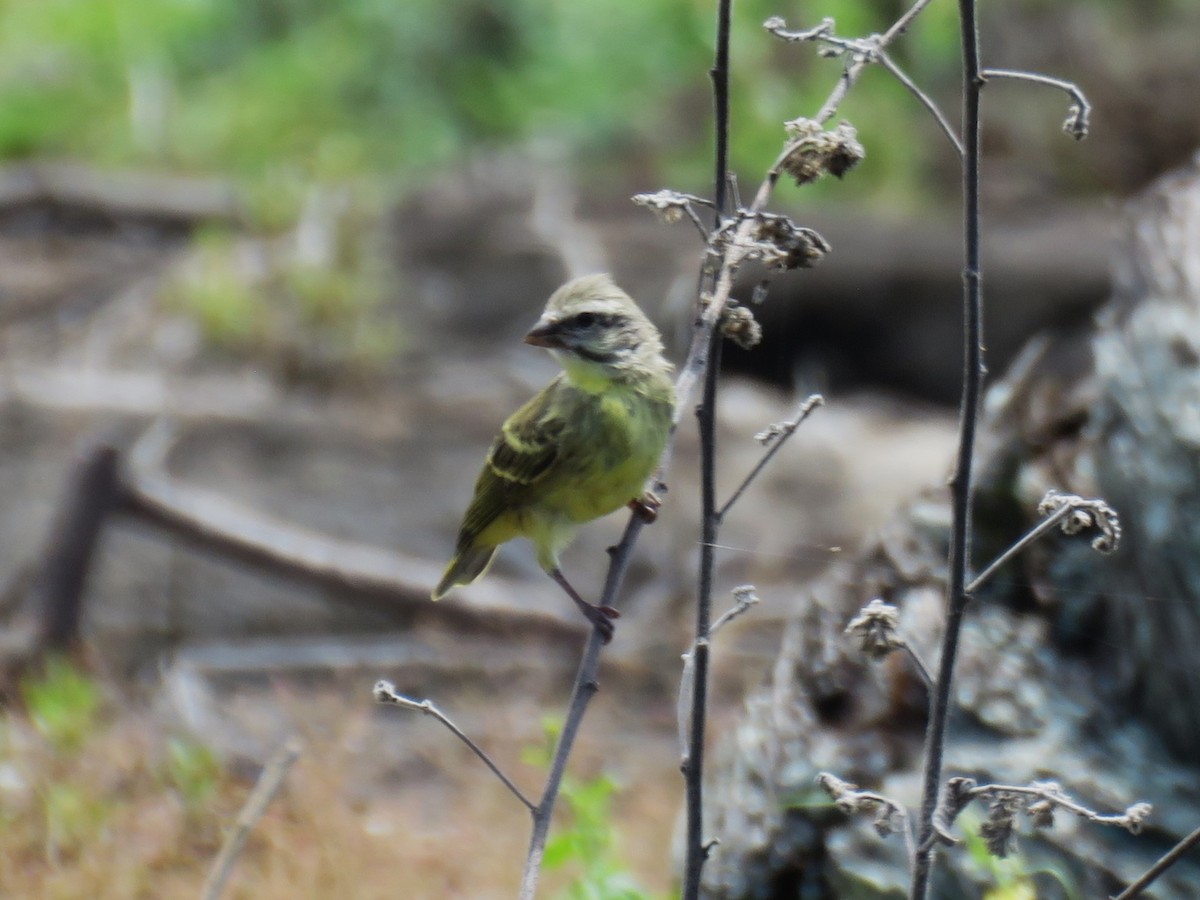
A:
[167,228,264,345]
[20,658,103,755]
[42,780,114,859]
[163,736,222,812]
[524,719,662,900]
[0,0,963,201]
[163,215,401,385]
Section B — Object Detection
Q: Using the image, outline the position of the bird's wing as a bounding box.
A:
[456,378,568,544]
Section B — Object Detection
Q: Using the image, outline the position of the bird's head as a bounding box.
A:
[524,274,669,386]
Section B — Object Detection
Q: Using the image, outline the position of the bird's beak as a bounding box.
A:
[524,317,567,349]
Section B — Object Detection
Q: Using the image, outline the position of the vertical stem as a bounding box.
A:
[910,1,983,898]
[710,0,732,223]
[683,323,723,899]
[681,5,732,896]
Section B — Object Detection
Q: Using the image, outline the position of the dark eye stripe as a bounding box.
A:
[572,311,622,328]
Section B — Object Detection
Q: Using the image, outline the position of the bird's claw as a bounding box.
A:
[582,604,617,643]
[629,491,663,523]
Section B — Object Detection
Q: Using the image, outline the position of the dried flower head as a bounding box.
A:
[873,805,902,838]
[980,792,1023,858]
[1063,104,1089,141]
[845,599,904,660]
[817,772,864,814]
[1037,490,1122,554]
[722,303,762,349]
[731,584,761,608]
[753,213,831,270]
[1121,802,1152,835]
[780,118,865,185]
[826,122,866,177]
[632,189,687,223]
[1027,799,1055,829]
[943,776,978,824]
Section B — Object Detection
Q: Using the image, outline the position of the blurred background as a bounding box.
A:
[0,0,1198,896]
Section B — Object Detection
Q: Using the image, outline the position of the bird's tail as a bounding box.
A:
[431,545,497,600]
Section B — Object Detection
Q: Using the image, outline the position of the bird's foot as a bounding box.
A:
[629,491,663,523]
[577,600,620,644]
[550,566,620,644]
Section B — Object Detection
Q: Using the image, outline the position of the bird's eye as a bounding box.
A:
[575,312,597,327]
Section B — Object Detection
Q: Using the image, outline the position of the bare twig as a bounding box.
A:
[1113,824,1200,900]
[519,513,644,899]
[982,68,1091,139]
[710,583,761,637]
[718,394,824,520]
[679,585,760,759]
[967,490,1120,594]
[881,0,939,45]
[201,737,303,900]
[901,643,936,692]
[711,0,732,225]
[935,777,1150,860]
[681,5,734,891]
[632,189,713,239]
[878,51,964,156]
[967,504,1072,594]
[682,320,724,899]
[374,681,535,811]
[765,8,962,154]
[910,0,986,895]
[818,772,917,867]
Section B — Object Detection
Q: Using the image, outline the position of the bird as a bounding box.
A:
[432,273,676,642]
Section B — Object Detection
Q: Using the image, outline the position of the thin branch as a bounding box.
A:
[943,779,1152,833]
[717,393,823,520]
[1113,824,1200,900]
[933,777,1151,860]
[815,53,871,126]
[966,504,1071,594]
[878,51,964,157]
[710,584,760,637]
[901,643,935,692]
[881,0,940,45]
[679,585,761,759]
[968,490,1121,593]
[982,68,1091,139]
[911,0,985,895]
[818,772,917,868]
[711,0,732,223]
[518,513,645,899]
[684,8,735,886]
[374,681,535,812]
[682,321,724,899]
[764,14,962,154]
[632,189,713,240]
[201,737,303,900]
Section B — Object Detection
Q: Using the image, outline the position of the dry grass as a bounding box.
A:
[0,663,684,898]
